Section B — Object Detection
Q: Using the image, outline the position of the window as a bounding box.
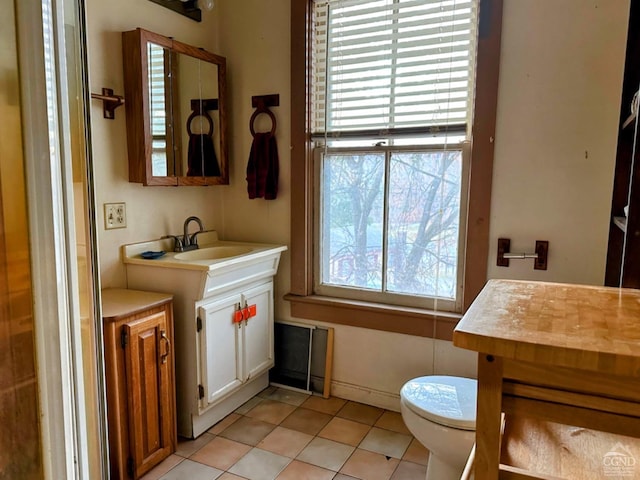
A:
[148,44,178,177]
[288,0,502,337]
[316,146,468,311]
[312,0,476,312]
[148,43,169,175]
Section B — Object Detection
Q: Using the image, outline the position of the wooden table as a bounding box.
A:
[453,279,640,480]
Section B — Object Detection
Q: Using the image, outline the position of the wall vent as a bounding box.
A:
[270,321,334,397]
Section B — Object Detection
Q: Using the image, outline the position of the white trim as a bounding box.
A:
[15,1,90,478]
[329,380,401,412]
[53,4,93,477]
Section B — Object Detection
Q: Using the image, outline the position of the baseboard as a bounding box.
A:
[329,380,401,412]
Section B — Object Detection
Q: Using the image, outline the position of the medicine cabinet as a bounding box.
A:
[122,28,228,186]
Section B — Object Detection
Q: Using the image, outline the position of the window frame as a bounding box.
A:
[287,0,503,340]
[313,142,470,313]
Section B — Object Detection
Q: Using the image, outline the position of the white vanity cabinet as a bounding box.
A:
[122,234,286,438]
[198,280,274,410]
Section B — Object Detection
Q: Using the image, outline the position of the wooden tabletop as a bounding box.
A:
[101,288,173,321]
[453,280,640,376]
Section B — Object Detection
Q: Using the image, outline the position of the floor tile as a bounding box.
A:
[235,396,264,415]
[209,413,242,435]
[175,433,216,458]
[219,416,276,446]
[390,460,427,479]
[359,427,412,459]
[257,426,314,458]
[264,388,310,406]
[245,399,297,425]
[336,401,384,425]
[140,392,425,480]
[301,395,347,415]
[374,411,411,435]
[140,454,183,480]
[296,437,355,471]
[402,438,429,466]
[317,417,371,446]
[217,474,247,480]
[275,460,335,480]
[279,407,333,436]
[190,437,252,471]
[340,449,399,480]
[158,459,223,480]
[258,386,278,398]
[228,448,291,480]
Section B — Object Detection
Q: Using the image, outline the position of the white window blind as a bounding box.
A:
[312,0,477,137]
[148,43,168,138]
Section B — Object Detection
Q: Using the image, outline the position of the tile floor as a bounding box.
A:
[142,386,429,480]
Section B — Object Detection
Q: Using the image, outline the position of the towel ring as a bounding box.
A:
[249,109,277,137]
[187,110,214,137]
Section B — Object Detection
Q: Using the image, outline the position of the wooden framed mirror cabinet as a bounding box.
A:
[122,28,228,186]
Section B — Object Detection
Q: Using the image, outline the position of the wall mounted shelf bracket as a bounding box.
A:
[251,94,279,109]
[497,238,549,270]
[148,0,201,22]
[91,88,125,119]
[190,98,219,112]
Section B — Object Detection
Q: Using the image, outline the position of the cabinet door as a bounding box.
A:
[242,282,274,381]
[199,294,243,408]
[123,310,173,478]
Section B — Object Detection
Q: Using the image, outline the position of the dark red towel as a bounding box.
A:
[246,132,279,200]
[187,134,220,177]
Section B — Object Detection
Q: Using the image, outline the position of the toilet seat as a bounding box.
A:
[400,375,477,431]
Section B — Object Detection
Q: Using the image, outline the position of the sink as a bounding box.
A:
[174,245,254,261]
[122,232,287,274]
[124,235,287,318]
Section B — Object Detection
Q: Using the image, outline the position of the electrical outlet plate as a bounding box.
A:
[104,203,127,230]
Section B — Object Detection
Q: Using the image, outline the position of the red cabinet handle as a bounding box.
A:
[242,304,257,321]
[233,303,257,324]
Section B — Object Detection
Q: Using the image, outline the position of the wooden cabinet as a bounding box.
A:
[102,289,176,479]
[605,1,640,288]
[198,281,274,412]
[121,28,228,186]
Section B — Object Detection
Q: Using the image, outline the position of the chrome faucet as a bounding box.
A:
[161,234,184,252]
[182,216,204,251]
[162,216,206,252]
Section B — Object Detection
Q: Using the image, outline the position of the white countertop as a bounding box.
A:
[121,232,287,272]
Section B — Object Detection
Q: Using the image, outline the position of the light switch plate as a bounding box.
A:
[104,203,127,229]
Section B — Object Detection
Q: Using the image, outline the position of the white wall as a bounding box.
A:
[487,0,628,284]
[89,0,630,411]
[213,0,292,315]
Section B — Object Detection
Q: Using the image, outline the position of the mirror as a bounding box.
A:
[122,28,228,186]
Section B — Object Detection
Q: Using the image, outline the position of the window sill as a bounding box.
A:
[284,293,461,340]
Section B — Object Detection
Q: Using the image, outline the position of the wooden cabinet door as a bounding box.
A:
[123,311,173,478]
[242,282,274,382]
[199,293,243,408]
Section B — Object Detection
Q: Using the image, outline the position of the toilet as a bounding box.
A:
[400,375,477,480]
